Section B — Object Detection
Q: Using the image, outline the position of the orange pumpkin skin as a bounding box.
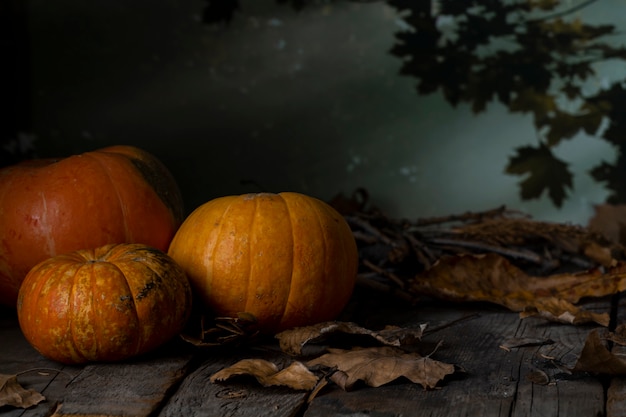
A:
[167,192,358,333]
[0,145,184,306]
[17,243,192,364]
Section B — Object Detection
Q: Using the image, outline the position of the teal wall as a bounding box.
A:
[23,0,622,223]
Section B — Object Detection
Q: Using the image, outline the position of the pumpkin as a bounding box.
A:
[17,243,192,364]
[0,145,184,307]
[167,192,358,333]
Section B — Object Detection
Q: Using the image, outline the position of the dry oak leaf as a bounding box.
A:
[276,321,427,356]
[210,359,318,391]
[307,346,455,390]
[411,253,626,325]
[0,374,45,409]
[572,329,626,375]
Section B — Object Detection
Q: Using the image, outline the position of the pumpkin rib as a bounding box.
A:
[278,193,319,329]
[106,245,169,353]
[209,197,241,312]
[25,260,74,358]
[277,193,296,328]
[201,205,221,307]
[68,262,92,363]
[200,204,224,306]
[54,262,85,362]
[122,248,189,346]
[242,196,258,316]
[304,195,337,322]
[320,199,358,309]
[103,259,142,353]
[310,197,331,321]
[245,193,294,327]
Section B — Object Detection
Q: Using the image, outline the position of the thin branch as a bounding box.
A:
[362,259,406,288]
[356,273,416,303]
[426,237,546,264]
[530,0,600,23]
[411,205,523,228]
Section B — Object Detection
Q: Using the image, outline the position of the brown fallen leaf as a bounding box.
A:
[572,329,626,375]
[0,373,45,409]
[520,298,609,326]
[276,321,426,356]
[588,204,626,248]
[607,323,626,346]
[210,359,318,390]
[410,253,625,325]
[307,346,455,390]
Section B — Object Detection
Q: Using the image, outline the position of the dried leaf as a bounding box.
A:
[607,323,626,346]
[411,253,626,325]
[0,374,45,409]
[588,204,626,246]
[307,346,455,390]
[276,321,426,356]
[520,298,609,326]
[572,329,626,375]
[210,359,318,391]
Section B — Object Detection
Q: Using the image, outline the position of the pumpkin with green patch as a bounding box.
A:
[0,145,184,307]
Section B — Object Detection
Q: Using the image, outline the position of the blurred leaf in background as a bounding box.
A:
[202,0,626,208]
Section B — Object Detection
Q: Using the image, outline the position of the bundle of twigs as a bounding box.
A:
[329,189,625,303]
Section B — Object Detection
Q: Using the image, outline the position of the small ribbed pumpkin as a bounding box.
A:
[167,192,358,333]
[17,243,192,364]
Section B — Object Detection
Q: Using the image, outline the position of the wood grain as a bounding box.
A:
[0,297,619,417]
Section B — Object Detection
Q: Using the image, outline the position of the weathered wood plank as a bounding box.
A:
[1,296,615,417]
[52,341,194,417]
[509,308,606,417]
[159,350,309,417]
[305,299,608,417]
[306,302,523,417]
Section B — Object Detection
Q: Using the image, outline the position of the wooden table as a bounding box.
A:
[1,290,624,417]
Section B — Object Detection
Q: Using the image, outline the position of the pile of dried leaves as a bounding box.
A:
[333,190,626,327]
[210,321,453,400]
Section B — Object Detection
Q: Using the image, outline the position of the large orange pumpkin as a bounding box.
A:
[167,192,358,333]
[0,145,184,306]
[17,243,192,364]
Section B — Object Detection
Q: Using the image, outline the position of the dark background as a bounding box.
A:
[2,0,621,223]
